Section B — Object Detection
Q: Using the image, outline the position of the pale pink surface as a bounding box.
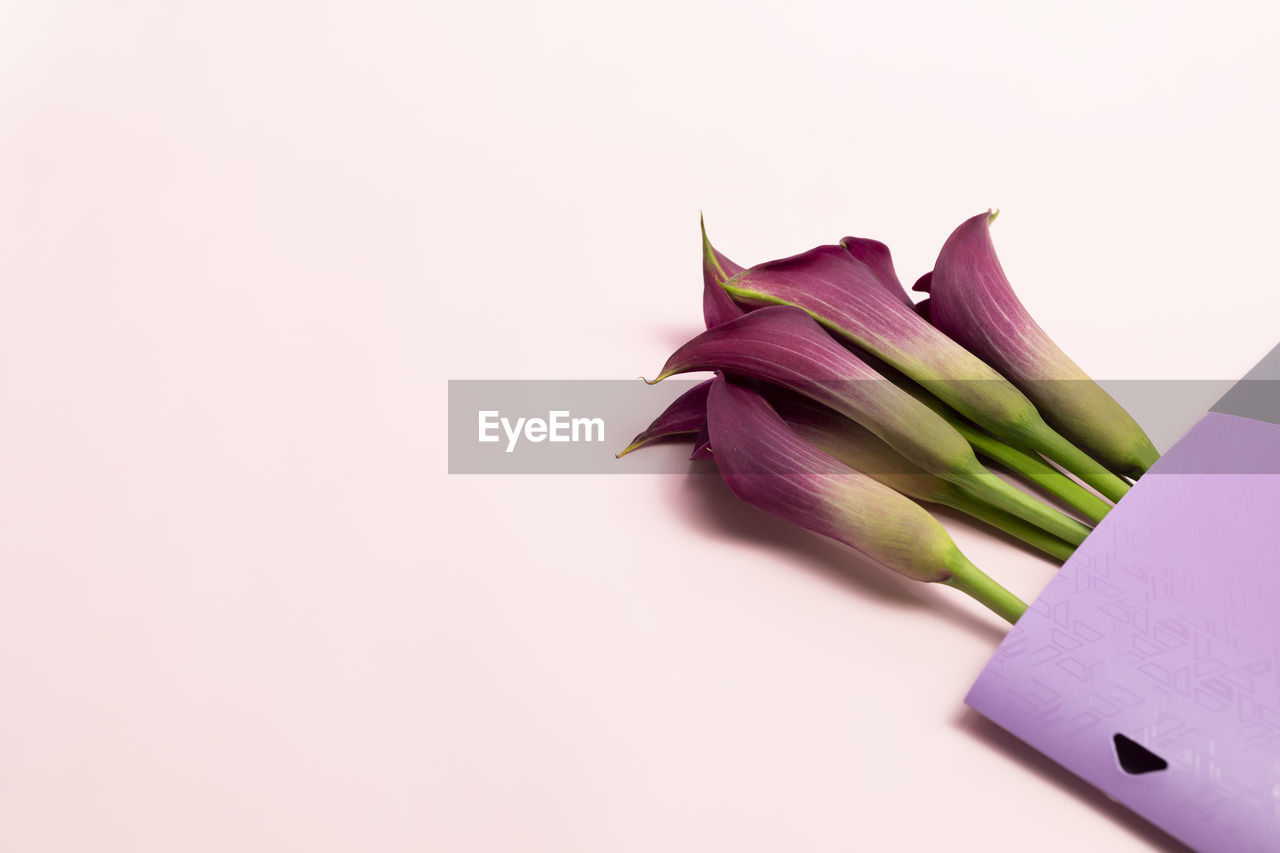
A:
[2,2,1278,852]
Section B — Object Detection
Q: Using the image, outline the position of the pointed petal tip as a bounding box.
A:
[644,365,688,385]
[615,436,684,458]
[616,435,653,458]
[617,436,655,458]
[912,271,933,293]
[700,215,748,327]
[700,212,724,253]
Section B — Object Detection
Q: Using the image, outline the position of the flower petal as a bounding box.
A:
[911,273,933,320]
[616,378,713,458]
[840,236,914,307]
[765,387,1076,561]
[927,212,1159,475]
[763,386,954,503]
[913,297,932,322]
[703,376,1030,622]
[689,423,713,460]
[706,376,957,583]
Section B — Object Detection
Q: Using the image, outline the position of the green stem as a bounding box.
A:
[1022,426,1131,503]
[956,424,1112,523]
[895,378,1112,521]
[941,492,1076,562]
[955,468,1092,546]
[942,552,1028,624]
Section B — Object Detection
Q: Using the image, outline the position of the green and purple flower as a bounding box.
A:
[706,376,1027,623]
[916,211,1160,477]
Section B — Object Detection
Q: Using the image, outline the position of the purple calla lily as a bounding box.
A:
[766,389,1074,561]
[706,376,1027,623]
[917,211,1160,476]
[651,306,1092,546]
[720,243,1133,502]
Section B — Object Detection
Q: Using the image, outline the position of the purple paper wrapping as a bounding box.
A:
[967,345,1280,853]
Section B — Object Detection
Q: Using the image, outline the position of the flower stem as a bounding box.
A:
[954,423,1111,523]
[955,467,1092,546]
[1022,426,1132,503]
[940,492,1076,562]
[942,552,1028,624]
[894,378,1112,521]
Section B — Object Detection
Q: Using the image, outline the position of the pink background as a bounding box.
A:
[3,2,1277,850]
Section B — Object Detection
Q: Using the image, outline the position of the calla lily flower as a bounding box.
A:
[706,376,1027,623]
[617,378,714,458]
[651,306,1092,546]
[916,211,1160,477]
[767,389,1074,561]
[701,216,746,329]
[719,243,1133,502]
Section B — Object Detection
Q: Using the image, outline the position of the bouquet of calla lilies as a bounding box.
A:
[619,211,1160,624]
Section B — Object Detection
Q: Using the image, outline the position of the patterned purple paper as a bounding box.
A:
[967,344,1280,853]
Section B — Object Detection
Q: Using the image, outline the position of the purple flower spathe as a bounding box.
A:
[918,211,1159,476]
[705,376,1028,622]
[839,236,915,308]
[707,375,964,583]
